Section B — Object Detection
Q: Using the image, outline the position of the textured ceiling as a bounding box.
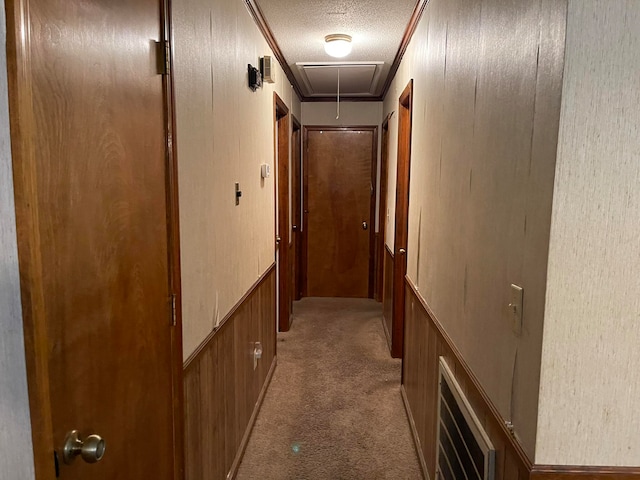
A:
[253,0,419,98]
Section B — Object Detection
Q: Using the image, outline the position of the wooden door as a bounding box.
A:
[391,80,414,359]
[304,127,377,298]
[274,94,291,331]
[376,117,391,302]
[291,118,302,301]
[6,0,182,478]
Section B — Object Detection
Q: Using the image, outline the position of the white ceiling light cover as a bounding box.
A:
[253,0,419,97]
[324,34,352,58]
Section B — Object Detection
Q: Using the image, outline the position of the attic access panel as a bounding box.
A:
[296,62,384,97]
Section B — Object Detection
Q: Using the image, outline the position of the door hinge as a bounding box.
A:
[156,40,171,75]
[169,293,177,326]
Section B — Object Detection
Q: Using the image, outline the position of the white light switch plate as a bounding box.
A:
[510,284,524,336]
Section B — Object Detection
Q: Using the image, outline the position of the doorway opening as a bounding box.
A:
[389,79,414,359]
[274,93,291,332]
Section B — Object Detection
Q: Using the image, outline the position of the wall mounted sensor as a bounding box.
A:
[248,64,262,91]
[261,163,271,179]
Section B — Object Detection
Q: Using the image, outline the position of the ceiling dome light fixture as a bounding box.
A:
[324,34,352,58]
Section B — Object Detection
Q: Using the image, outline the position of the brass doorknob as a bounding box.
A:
[63,430,106,464]
[398,248,406,255]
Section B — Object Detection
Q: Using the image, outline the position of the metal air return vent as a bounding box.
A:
[437,357,496,480]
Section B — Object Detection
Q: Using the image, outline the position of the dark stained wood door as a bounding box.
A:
[275,94,291,331]
[305,127,376,298]
[391,80,414,359]
[291,118,302,301]
[376,117,391,303]
[7,0,181,478]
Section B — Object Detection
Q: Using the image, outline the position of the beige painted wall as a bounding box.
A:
[173,0,301,359]
[0,4,36,477]
[383,0,567,457]
[301,102,382,127]
[536,0,640,466]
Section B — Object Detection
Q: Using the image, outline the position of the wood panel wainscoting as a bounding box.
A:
[402,277,640,480]
[382,245,394,354]
[183,265,276,480]
[402,277,531,480]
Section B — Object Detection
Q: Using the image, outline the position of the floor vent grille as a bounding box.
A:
[437,357,495,480]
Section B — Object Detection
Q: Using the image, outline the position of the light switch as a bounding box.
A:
[235,182,242,206]
[509,284,524,336]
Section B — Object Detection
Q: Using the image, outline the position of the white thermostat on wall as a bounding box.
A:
[261,163,271,179]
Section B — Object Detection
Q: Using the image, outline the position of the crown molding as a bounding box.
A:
[379,0,429,99]
[244,0,304,100]
[244,0,430,103]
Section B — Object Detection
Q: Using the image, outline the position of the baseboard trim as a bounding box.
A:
[228,355,278,479]
[401,385,429,480]
[184,263,276,370]
[531,464,640,479]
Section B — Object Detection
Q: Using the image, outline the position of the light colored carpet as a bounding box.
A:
[236,297,423,480]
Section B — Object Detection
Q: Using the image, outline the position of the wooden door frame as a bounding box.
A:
[375,115,391,302]
[4,1,185,477]
[291,116,302,301]
[392,80,414,359]
[274,93,291,331]
[164,1,186,477]
[302,125,378,298]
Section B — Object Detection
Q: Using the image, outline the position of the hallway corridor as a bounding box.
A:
[236,298,422,479]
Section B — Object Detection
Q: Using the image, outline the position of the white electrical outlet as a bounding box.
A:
[253,341,263,370]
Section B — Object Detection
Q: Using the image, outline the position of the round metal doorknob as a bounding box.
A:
[63,430,106,465]
[398,248,406,254]
[362,221,368,230]
[276,236,281,244]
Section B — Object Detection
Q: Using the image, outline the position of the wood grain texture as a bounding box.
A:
[7,0,182,478]
[403,279,531,480]
[401,386,428,478]
[292,117,302,300]
[383,0,567,457]
[375,118,390,302]
[390,80,413,359]
[305,126,376,298]
[184,267,276,480]
[163,2,186,476]
[537,0,640,467]
[0,3,35,476]
[275,93,291,331]
[531,465,640,480]
[5,0,55,476]
[382,245,394,355]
